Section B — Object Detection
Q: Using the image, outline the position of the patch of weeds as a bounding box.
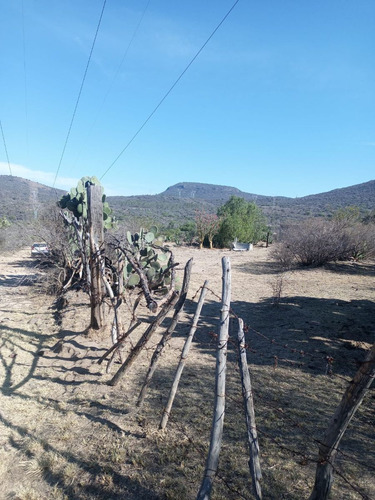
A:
[155,435,191,467]
[37,450,63,476]
[270,272,289,306]
[61,462,79,486]
[95,472,115,491]
[160,478,190,500]
[10,487,42,500]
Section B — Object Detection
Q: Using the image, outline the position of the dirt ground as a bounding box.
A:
[0,245,374,500]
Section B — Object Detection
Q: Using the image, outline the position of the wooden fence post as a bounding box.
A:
[160,280,208,431]
[108,292,179,386]
[309,341,375,500]
[197,257,231,500]
[87,183,104,329]
[237,318,262,500]
[136,259,193,407]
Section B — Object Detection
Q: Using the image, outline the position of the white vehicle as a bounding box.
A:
[31,242,50,257]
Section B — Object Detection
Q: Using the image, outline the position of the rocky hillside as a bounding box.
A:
[0,175,64,221]
[1,175,374,226]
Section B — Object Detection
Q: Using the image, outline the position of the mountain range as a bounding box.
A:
[0,175,374,227]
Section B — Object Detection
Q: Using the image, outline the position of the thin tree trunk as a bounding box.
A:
[136,259,193,407]
[197,257,231,500]
[309,341,375,500]
[237,318,262,500]
[160,280,209,431]
[108,291,179,386]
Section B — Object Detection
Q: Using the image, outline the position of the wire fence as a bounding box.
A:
[150,281,374,499]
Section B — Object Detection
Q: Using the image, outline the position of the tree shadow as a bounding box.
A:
[0,273,40,287]
[233,258,375,279]
[232,260,281,276]
[173,293,374,379]
[0,412,160,500]
[324,260,375,277]
[0,324,109,396]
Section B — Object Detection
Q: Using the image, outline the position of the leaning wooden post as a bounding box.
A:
[197,257,231,500]
[309,341,375,500]
[108,292,179,386]
[136,259,193,407]
[87,183,104,329]
[160,280,209,431]
[237,318,262,500]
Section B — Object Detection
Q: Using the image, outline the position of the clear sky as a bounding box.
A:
[0,0,374,197]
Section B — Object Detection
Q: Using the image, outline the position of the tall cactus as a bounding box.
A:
[58,176,115,230]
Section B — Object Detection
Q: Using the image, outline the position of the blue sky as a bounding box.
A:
[0,0,374,197]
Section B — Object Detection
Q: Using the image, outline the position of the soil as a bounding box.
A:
[0,246,374,500]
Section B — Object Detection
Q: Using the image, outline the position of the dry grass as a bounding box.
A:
[0,246,374,499]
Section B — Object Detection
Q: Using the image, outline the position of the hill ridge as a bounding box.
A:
[0,175,374,225]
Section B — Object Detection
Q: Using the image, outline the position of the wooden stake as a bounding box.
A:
[160,280,208,431]
[98,320,142,365]
[197,257,231,500]
[309,341,375,500]
[237,318,262,500]
[136,258,193,407]
[108,291,179,386]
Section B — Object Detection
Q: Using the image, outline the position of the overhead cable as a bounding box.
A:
[21,0,29,161]
[52,0,107,188]
[100,0,241,180]
[0,120,12,175]
[72,0,151,169]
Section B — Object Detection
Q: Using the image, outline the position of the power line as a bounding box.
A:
[21,0,29,162]
[100,0,241,181]
[71,0,151,170]
[0,120,12,175]
[52,0,107,188]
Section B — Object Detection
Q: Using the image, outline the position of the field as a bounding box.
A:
[0,245,374,500]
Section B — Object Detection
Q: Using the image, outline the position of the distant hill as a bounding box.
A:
[161,180,374,209]
[0,175,64,221]
[160,181,287,206]
[109,180,375,226]
[0,175,374,227]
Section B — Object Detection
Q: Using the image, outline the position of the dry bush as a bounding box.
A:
[346,222,375,260]
[272,219,375,267]
[270,272,289,306]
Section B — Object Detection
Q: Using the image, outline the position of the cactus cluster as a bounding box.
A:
[124,227,172,291]
[58,176,114,230]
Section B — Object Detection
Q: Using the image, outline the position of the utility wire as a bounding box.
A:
[0,120,12,175]
[21,0,29,162]
[100,0,241,180]
[52,0,107,188]
[72,0,151,170]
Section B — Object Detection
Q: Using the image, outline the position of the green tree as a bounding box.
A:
[215,196,268,248]
[179,221,197,245]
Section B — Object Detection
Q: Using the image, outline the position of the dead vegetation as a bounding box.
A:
[0,246,374,500]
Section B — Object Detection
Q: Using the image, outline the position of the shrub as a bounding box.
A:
[272,218,375,267]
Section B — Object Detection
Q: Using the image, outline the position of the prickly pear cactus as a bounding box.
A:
[58,176,115,229]
[123,227,172,291]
